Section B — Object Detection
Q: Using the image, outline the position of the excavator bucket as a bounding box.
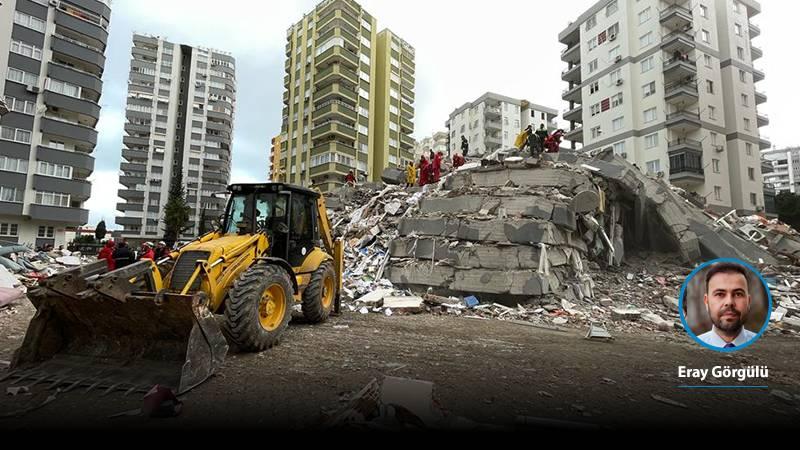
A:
[6,260,228,395]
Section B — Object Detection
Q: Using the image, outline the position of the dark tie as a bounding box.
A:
[724,343,736,348]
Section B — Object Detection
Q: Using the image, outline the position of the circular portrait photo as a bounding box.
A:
[679,259,771,352]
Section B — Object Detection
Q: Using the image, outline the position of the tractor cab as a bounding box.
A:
[222,183,322,266]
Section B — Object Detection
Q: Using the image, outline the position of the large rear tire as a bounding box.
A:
[224,263,293,351]
[301,261,336,323]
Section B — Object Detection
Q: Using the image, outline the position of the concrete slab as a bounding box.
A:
[571,190,600,213]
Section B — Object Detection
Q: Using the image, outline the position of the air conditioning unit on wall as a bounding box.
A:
[616,79,624,86]
[614,55,622,63]
[26,85,40,94]
[609,34,617,41]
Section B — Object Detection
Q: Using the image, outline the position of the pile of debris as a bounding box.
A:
[763,265,800,333]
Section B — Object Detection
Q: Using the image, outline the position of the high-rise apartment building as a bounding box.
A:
[559,0,768,215]
[762,147,800,195]
[0,0,112,248]
[116,33,236,241]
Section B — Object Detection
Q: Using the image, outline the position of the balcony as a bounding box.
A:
[315,63,358,87]
[50,34,106,71]
[663,56,697,81]
[314,101,357,122]
[123,135,150,147]
[562,84,582,103]
[485,120,502,131]
[318,26,359,49]
[400,115,413,133]
[561,44,580,64]
[755,90,767,105]
[119,175,145,187]
[400,134,414,149]
[751,45,763,60]
[315,46,359,70]
[40,117,98,147]
[310,141,357,158]
[117,202,143,212]
[485,134,502,146]
[29,204,89,225]
[563,104,583,123]
[660,4,693,29]
[32,175,92,201]
[666,110,701,131]
[753,67,765,82]
[121,148,149,163]
[43,91,100,122]
[311,121,357,141]
[565,126,583,143]
[47,62,103,96]
[54,10,108,47]
[669,149,704,184]
[757,112,769,127]
[749,22,761,37]
[661,30,695,54]
[561,64,581,83]
[664,81,699,105]
[314,83,358,106]
[668,138,702,153]
[484,106,501,118]
[38,146,95,172]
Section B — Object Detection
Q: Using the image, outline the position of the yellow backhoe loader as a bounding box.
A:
[5,183,344,394]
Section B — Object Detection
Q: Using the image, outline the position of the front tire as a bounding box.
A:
[224,263,293,351]
[302,262,336,323]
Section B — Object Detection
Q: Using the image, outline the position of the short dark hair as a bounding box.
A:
[705,262,749,293]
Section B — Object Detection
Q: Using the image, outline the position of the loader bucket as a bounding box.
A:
[6,261,228,395]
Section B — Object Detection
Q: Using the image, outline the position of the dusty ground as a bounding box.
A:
[1,298,799,430]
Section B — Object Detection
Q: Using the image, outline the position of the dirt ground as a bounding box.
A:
[1,298,799,430]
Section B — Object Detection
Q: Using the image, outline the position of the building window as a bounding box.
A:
[641,56,654,73]
[611,93,623,107]
[737,47,745,59]
[591,104,600,116]
[708,105,716,120]
[613,142,625,156]
[645,133,658,149]
[586,14,597,31]
[643,108,657,123]
[608,23,619,37]
[0,156,28,173]
[590,81,600,94]
[590,126,602,139]
[609,69,621,84]
[646,160,660,175]
[702,29,710,43]
[700,5,708,18]
[38,226,55,238]
[741,94,749,106]
[47,78,82,98]
[706,80,714,94]
[704,54,712,67]
[744,118,751,130]
[7,67,39,86]
[748,167,755,180]
[588,37,597,51]
[746,143,753,156]
[3,96,35,115]
[643,82,656,97]
[608,46,620,60]
[612,117,624,131]
[0,223,19,237]
[35,191,71,208]
[638,7,651,24]
[38,161,72,179]
[735,23,743,36]
[10,40,43,60]
[13,11,45,33]
[750,193,757,205]
[639,32,653,48]
[714,186,722,201]
[606,0,618,16]
[358,124,369,135]
[588,59,598,73]
[712,159,720,173]
[739,70,747,82]
[0,126,32,144]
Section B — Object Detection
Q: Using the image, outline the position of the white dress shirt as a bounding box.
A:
[698,326,757,348]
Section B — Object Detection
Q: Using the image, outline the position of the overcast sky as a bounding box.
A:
[86,0,798,227]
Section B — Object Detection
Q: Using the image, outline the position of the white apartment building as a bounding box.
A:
[446,92,558,157]
[116,34,236,241]
[413,131,447,160]
[559,0,768,215]
[762,147,800,195]
[0,0,112,248]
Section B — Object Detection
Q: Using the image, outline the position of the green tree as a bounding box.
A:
[95,220,106,242]
[776,191,800,231]
[162,170,191,247]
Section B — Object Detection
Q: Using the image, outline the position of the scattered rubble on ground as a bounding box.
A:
[322,149,800,338]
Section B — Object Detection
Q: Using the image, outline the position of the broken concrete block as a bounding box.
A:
[612,308,641,321]
[771,306,788,322]
[779,317,800,332]
[552,317,568,325]
[599,298,614,307]
[642,312,670,330]
[663,296,680,312]
[551,205,577,231]
[383,296,425,313]
[381,167,406,185]
[355,289,393,307]
[386,264,455,288]
[381,377,438,425]
[570,190,600,213]
[511,272,551,296]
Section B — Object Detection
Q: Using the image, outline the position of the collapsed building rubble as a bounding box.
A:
[324,149,800,335]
